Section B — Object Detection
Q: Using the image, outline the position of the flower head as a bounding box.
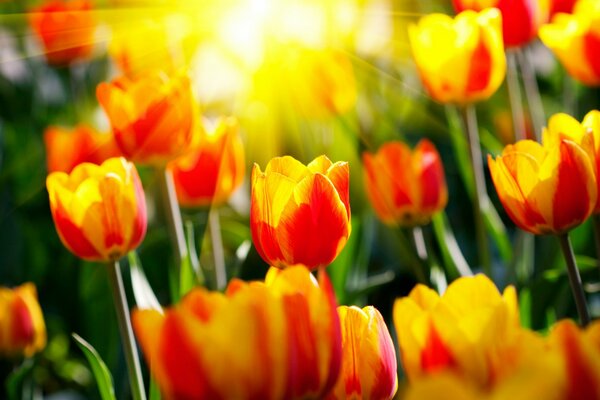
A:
[363,140,448,226]
[46,157,147,262]
[0,283,46,357]
[133,265,341,399]
[410,8,506,104]
[29,0,96,65]
[97,70,197,165]
[250,155,351,270]
[169,117,245,208]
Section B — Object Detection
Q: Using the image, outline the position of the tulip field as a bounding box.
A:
[2,0,600,399]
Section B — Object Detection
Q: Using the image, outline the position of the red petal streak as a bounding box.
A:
[52,198,101,260]
[10,297,35,347]
[420,322,455,373]
[466,34,492,95]
[583,32,600,82]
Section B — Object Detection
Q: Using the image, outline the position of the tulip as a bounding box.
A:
[169,117,245,208]
[44,125,121,174]
[540,0,600,86]
[96,70,197,165]
[327,306,397,400]
[452,0,546,48]
[0,283,46,357]
[29,0,96,66]
[409,8,506,104]
[363,139,447,226]
[250,155,351,270]
[488,134,597,235]
[393,274,539,388]
[46,157,147,262]
[132,265,341,399]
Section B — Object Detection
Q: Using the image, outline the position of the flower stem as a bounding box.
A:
[208,207,227,290]
[461,105,491,276]
[107,260,146,400]
[517,48,545,141]
[506,50,527,141]
[557,233,591,327]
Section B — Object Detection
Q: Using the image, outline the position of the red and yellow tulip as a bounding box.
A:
[169,117,245,208]
[488,129,597,235]
[409,8,506,104]
[250,155,351,270]
[540,0,600,86]
[0,283,46,357]
[452,0,547,48]
[96,70,197,165]
[29,0,96,66]
[44,125,120,174]
[363,140,448,226]
[46,157,147,262]
[393,275,536,388]
[132,265,341,400]
[327,306,397,400]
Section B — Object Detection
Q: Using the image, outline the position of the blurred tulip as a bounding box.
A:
[133,265,341,399]
[96,70,197,165]
[542,111,600,213]
[327,306,397,400]
[169,117,245,208]
[548,0,578,16]
[46,157,147,262]
[363,140,447,226]
[0,283,46,358]
[44,124,121,174]
[452,0,547,48]
[393,275,539,388]
[29,0,96,66]
[488,130,597,235]
[250,155,351,270]
[540,0,600,86]
[409,8,506,104]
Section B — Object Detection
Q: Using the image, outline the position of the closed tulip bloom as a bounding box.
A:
[540,0,600,86]
[0,283,46,357]
[132,265,341,400]
[488,133,597,235]
[410,8,506,104]
[251,155,351,270]
[44,125,121,173]
[363,140,448,226]
[46,157,147,262]
[327,306,398,400]
[393,275,538,388]
[29,0,95,66]
[96,70,197,165]
[168,117,245,208]
[452,0,546,47]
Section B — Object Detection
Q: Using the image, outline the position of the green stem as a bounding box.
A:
[592,215,600,275]
[107,260,146,400]
[506,50,527,141]
[412,225,447,292]
[461,105,491,276]
[517,48,545,141]
[557,233,591,327]
[208,207,226,290]
[411,226,428,262]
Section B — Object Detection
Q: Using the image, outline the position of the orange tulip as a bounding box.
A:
[327,306,398,400]
[250,155,351,270]
[452,0,547,48]
[409,8,506,104]
[393,275,539,388]
[46,157,147,262]
[132,265,341,399]
[488,131,597,235]
[96,70,197,165]
[168,117,245,208]
[44,124,121,173]
[0,283,46,357]
[540,0,600,86]
[29,0,96,66]
[363,140,448,226]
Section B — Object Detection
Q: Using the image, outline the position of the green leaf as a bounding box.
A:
[6,358,34,400]
[328,216,361,304]
[431,212,472,280]
[72,333,116,400]
[128,252,162,311]
[149,376,162,400]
